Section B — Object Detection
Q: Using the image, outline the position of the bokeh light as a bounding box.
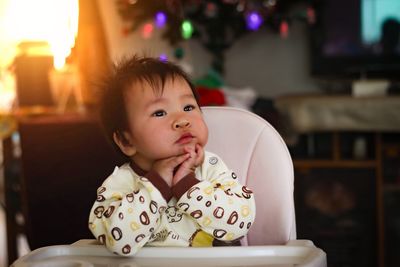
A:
[155,11,167,28]
[246,11,263,31]
[159,53,168,62]
[181,20,194,39]
[142,23,154,39]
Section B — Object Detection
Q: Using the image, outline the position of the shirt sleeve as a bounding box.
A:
[174,153,256,243]
[88,165,168,256]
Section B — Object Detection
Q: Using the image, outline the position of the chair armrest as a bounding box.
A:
[71,239,100,246]
[286,239,316,247]
[286,240,327,267]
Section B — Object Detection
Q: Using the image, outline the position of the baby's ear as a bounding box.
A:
[113,131,136,157]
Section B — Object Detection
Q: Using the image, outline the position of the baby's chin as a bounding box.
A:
[157,141,205,158]
[156,150,189,159]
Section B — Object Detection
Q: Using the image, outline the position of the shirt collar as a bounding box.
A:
[129,161,147,176]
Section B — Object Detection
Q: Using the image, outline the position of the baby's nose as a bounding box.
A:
[173,119,190,129]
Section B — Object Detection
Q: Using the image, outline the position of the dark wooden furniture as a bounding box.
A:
[276,95,400,267]
[3,112,124,265]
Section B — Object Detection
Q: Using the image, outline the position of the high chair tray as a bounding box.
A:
[12,242,326,267]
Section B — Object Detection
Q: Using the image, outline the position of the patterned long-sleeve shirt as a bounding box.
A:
[88,151,256,256]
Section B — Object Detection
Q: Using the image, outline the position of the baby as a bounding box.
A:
[88,55,255,256]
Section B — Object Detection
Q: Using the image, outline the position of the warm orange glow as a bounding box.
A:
[1,0,79,69]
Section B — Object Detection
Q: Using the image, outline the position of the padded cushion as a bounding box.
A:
[203,106,296,245]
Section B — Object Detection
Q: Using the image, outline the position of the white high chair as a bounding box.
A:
[12,106,326,267]
[203,106,296,246]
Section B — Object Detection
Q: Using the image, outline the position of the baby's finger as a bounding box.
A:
[194,144,205,166]
[183,143,195,154]
[172,152,191,166]
[194,144,203,154]
[174,155,196,178]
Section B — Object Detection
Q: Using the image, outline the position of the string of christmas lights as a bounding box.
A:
[116,0,316,72]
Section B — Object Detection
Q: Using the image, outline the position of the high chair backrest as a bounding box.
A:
[202,106,296,246]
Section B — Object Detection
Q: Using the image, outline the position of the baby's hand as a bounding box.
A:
[172,144,204,186]
[152,153,191,187]
[192,144,205,167]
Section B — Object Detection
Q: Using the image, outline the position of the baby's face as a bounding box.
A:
[123,77,208,169]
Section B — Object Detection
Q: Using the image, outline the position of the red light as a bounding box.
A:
[142,23,154,39]
[280,21,289,39]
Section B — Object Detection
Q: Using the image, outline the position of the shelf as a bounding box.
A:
[382,143,400,149]
[293,159,378,168]
[383,184,400,192]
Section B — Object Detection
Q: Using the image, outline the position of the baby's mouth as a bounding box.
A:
[176,133,194,144]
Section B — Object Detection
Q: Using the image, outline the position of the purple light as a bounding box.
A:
[246,11,263,31]
[159,54,168,62]
[155,11,167,28]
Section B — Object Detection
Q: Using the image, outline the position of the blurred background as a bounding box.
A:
[0,1,400,267]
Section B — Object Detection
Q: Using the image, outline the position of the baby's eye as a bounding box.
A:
[184,105,195,112]
[152,110,167,117]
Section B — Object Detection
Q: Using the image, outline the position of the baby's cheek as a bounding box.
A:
[197,124,209,146]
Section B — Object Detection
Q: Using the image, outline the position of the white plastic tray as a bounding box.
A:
[12,241,327,267]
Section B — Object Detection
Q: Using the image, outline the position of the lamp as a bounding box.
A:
[0,0,79,109]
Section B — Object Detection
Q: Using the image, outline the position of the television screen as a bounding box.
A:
[310,0,400,80]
